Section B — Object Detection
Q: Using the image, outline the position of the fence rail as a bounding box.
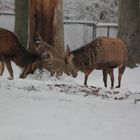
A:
[0,12,118,49]
[0,11,15,15]
[64,20,118,49]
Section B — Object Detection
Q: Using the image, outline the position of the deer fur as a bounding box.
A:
[65,37,128,88]
[0,27,41,79]
[20,37,78,78]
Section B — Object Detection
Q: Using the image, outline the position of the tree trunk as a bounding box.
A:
[15,0,28,47]
[118,0,140,67]
[28,0,65,57]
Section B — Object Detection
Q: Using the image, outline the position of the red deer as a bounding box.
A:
[0,27,41,79]
[20,39,78,78]
[37,40,78,78]
[65,37,128,88]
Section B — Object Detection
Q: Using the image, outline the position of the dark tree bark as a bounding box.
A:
[118,0,140,67]
[15,0,28,47]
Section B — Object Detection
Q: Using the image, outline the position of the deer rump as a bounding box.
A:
[0,27,40,79]
[66,37,128,88]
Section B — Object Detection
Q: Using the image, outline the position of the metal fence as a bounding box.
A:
[0,12,118,49]
[0,12,15,31]
[64,20,118,50]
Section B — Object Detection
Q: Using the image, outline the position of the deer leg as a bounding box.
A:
[116,65,126,88]
[108,68,114,88]
[84,74,89,86]
[0,59,4,76]
[4,58,13,80]
[20,66,27,78]
[102,69,108,87]
[56,71,63,77]
[20,65,32,78]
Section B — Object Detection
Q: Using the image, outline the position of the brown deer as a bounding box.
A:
[0,27,41,79]
[20,38,78,78]
[39,40,78,77]
[65,37,128,88]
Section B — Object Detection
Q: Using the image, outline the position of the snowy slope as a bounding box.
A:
[0,63,140,140]
[64,0,118,22]
[0,0,14,13]
[0,0,117,22]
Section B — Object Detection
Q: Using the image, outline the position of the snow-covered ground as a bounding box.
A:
[0,1,139,140]
[0,63,140,140]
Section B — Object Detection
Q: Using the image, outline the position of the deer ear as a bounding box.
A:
[66,45,71,55]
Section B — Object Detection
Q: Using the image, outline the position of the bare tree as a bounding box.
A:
[22,0,67,76]
[15,0,28,47]
[118,0,140,67]
[28,0,65,57]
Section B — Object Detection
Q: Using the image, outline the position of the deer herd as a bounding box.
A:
[0,27,128,88]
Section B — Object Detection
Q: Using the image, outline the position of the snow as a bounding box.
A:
[0,0,117,23]
[0,63,140,140]
[64,0,118,22]
[0,1,139,140]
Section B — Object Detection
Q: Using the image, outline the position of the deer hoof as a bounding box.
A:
[115,85,120,88]
[7,77,14,80]
[110,87,114,90]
